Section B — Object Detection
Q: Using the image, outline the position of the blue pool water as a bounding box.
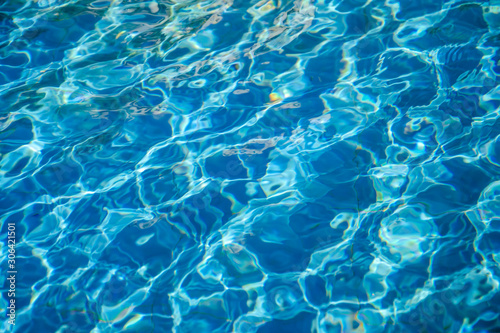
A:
[1,0,500,332]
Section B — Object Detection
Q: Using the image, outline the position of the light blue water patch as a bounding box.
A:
[1,0,500,332]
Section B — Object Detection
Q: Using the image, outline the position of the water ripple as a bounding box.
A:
[1,0,500,332]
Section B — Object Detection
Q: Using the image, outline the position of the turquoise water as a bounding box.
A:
[1,0,500,332]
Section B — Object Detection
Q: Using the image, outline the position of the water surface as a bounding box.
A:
[1,0,500,332]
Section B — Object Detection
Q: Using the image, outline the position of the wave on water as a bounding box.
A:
[1,0,500,332]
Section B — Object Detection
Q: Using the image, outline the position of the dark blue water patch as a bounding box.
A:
[440,132,478,157]
[282,30,326,54]
[410,184,468,216]
[289,204,346,248]
[441,157,492,204]
[387,262,430,297]
[103,178,149,209]
[377,50,429,80]
[204,107,253,134]
[0,64,23,84]
[326,263,369,303]
[252,51,298,75]
[0,117,33,150]
[146,288,174,317]
[408,4,488,49]
[151,245,206,289]
[170,189,233,240]
[10,263,41,311]
[22,15,93,56]
[313,141,374,182]
[345,7,380,35]
[0,177,39,213]
[395,85,438,109]
[0,13,14,42]
[256,105,301,132]
[357,119,392,160]
[396,0,442,20]
[35,158,82,194]
[17,203,49,234]
[205,152,249,180]
[58,290,99,330]
[73,159,131,191]
[4,156,30,178]
[245,237,309,274]
[397,296,462,333]
[437,44,483,87]
[483,32,500,47]
[431,240,478,277]
[454,288,500,326]
[150,316,175,332]
[181,270,225,299]
[290,95,328,121]
[257,311,316,333]
[304,41,343,85]
[0,193,18,215]
[471,116,500,147]
[336,0,371,13]
[353,176,377,209]
[477,231,500,256]
[354,56,379,77]
[98,236,148,271]
[178,298,231,333]
[156,219,196,256]
[492,50,500,76]
[10,42,58,68]
[140,170,188,207]
[107,230,174,277]
[440,90,485,127]
[316,173,371,211]
[471,317,500,333]
[64,196,108,231]
[224,289,249,322]
[72,9,106,31]
[240,151,274,180]
[355,34,385,58]
[435,212,475,238]
[47,247,90,278]
[1,84,43,113]
[0,51,30,68]
[35,67,66,88]
[15,296,69,333]
[380,289,400,310]
[304,274,328,307]
[205,12,251,50]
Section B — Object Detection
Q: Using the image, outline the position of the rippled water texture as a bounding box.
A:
[1,0,500,332]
